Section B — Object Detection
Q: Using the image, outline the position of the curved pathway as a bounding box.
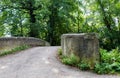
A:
[0,47,120,78]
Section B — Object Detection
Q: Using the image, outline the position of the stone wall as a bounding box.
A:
[0,37,49,52]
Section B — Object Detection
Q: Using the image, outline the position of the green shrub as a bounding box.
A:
[94,48,120,74]
[110,62,120,72]
[61,53,80,66]
[100,48,120,63]
[94,63,114,74]
[58,48,62,56]
[78,61,90,70]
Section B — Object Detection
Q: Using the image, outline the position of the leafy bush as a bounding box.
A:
[78,61,90,70]
[61,53,80,66]
[100,48,120,63]
[94,63,114,74]
[58,48,62,56]
[94,48,120,74]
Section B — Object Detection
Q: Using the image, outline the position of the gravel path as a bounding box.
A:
[0,46,120,78]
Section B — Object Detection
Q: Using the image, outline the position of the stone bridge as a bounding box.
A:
[0,37,49,52]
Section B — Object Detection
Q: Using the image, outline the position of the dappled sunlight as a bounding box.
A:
[0,65,8,69]
[51,68,59,73]
[45,60,50,64]
[42,57,50,64]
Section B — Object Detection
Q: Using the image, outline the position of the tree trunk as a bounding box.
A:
[97,0,114,31]
[28,1,39,38]
[47,4,57,46]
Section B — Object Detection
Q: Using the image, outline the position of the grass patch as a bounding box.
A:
[58,48,89,69]
[58,48,120,74]
[61,53,80,66]
[0,45,29,56]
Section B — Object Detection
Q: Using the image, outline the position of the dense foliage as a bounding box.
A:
[94,48,120,74]
[0,0,120,49]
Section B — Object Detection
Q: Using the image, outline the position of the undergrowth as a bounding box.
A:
[94,48,120,74]
[58,48,120,74]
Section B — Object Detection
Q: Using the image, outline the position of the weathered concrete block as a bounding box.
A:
[61,33,99,68]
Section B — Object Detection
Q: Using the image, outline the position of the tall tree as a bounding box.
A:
[47,0,80,45]
[0,0,42,37]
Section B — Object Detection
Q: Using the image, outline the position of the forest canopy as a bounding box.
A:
[0,0,120,50]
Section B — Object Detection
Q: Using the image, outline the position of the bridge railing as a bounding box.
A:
[0,37,50,52]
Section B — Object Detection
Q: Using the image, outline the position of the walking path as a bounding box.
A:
[0,47,120,78]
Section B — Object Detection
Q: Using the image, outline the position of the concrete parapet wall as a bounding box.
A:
[0,37,49,52]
